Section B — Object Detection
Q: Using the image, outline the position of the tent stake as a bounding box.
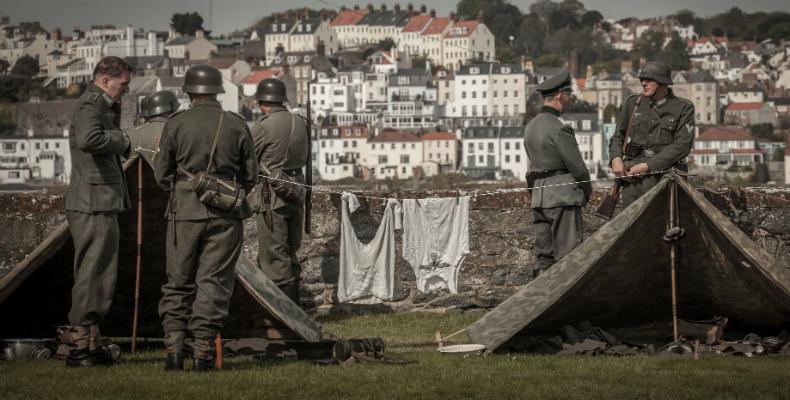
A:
[132,159,144,353]
[669,175,679,342]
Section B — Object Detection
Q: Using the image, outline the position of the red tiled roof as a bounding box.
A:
[690,149,718,155]
[331,9,367,26]
[697,126,754,142]
[369,130,420,142]
[421,131,455,141]
[444,20,479,38]
[403,15,432,33]
[424,17,451,35]
[340,125,369,139]
[241,69,275,84]
[726,102,764,111]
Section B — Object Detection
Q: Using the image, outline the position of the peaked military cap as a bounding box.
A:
[638,61,673,85]
[536,69,573,96]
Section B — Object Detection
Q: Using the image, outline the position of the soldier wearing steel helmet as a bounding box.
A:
[251,78,309,305]
[609,61,696,207]
[154,64,258,372]
[128,90,180,166]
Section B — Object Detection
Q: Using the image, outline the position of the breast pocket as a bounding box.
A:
[88,172,124,212]
[657,114,679,144]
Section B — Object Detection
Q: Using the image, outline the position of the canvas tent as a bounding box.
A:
[468,175,790,353]
[0,158,322,342]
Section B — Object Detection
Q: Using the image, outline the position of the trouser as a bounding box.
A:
[256,202,303,302]
[159,217,242,346]
[532,206,583,269]
[620,174,662,208]
[66,211,120,326]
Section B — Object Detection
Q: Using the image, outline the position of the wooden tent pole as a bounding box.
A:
[131,159,144,353]
[669,175,680,342]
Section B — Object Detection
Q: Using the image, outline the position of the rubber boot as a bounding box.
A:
[164,331,186,372]
[192,338,215,372]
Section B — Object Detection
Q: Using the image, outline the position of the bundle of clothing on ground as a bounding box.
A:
[337,193,470,304]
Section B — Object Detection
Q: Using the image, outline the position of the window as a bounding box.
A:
[401,143,406,149]
[372,144,376,149]
[411,143,416,149]
[400,155,410,164]
[321,141,326,148]
[9,171,20,179]
[515,155,521,162]
[488,143,494,152]
[343,141,348,148]
[461,91,466,99]
[515,142,520,150]
[378,155,388,164]
[478,155,484,163]
[352,141,357,148]
[505,155,511,162]
[468,142,474,151]
[582,120,591,131]
[391,143,396,149]
[504,142,510,150]
[2,143,14,151]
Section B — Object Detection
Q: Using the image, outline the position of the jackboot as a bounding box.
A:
[192,338,215,372]
[65,326,95,368]
[88,325,114,366]
[164,330,186,372]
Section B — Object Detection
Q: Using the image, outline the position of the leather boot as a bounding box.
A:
[88,325,114,366]
[65,326,93,368]
[192,338,215,372]
[163,331,186,372]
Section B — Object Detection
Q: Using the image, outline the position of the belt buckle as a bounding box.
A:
[644,149,655,157]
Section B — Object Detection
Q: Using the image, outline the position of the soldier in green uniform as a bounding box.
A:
[154,65,258,372]
[524,69,591,278]
[128,90,180,166]
[63,56,133,367]
[251,78,308,304]
[609,61,695,207]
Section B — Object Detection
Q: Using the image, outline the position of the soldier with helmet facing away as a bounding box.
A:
[609,61,696,207]
[154,65,258,372]
[252,78,309,304]
[128,90,180,166]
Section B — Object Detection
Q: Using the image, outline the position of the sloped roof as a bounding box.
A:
[423,17,451,35]
[403,15,432,33]
[165,36,195,46]
[331,9,368,26]
[208,57,242,69]
[369,130,420,142]
[726,102,765,111]
[421,131,455,141]
[697,126,754,141]
[688,70,716,83]
[241,69,276,84]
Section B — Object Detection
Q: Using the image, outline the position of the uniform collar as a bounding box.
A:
[192,98,222,109]
[265,104,288,116]
[651,88,675,108]
[87,83,116,106]
[540,105,561,117]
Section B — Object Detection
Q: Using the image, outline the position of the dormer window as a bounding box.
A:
[298,25,303,32]
[273,25,278,32]
[306,24,312,31]
[470,67,479,74]
[281,23,286,31]
[501,67,510,74]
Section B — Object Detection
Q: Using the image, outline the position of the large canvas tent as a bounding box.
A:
[0,158,322,342]
[468,176,790,353]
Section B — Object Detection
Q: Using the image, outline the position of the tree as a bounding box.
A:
[580,10,603,28]
[0,59,9,75]
[675,9,696,26]
[658,34,690,70]
[515,14,546,56]
[171,12,206,36]
[456,0,491,20]
[750,123,775,140]
[10,55,39,77]
[0,105,15,136]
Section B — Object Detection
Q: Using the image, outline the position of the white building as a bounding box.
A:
[364,130,423,179]
[560,114,603,179]
[331,9,369,49]
[672,70,720,125]
[689,126,764,169]
[0,130,71,183]
[442,20,495,71]
[163,31,217,60]
[421,131,458,176]
[445,63,525,118]
[316,124,367,181]
[461,125,527,180]
[384,68,437,129]
[288,19,337,56]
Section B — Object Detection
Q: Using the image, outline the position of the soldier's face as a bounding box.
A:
[641,79,659,97]
[99,71,132,101]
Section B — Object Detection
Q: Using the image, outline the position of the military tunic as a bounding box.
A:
[153,98,257,344]
[127,115,168,167]
[609,90,695,206]
[251,105,308,302]
[64,83,130,327]
[525,106,591,270]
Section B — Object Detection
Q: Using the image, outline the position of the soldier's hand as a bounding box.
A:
[611,157,626,177]
[627,163,650,176]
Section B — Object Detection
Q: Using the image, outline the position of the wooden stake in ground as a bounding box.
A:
[215,334,223,370]
[669,175,680,342]
[131,159,143,354]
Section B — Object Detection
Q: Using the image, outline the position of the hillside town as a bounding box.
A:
[1,4,790,187]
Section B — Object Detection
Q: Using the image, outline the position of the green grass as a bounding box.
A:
[1,312,789,400]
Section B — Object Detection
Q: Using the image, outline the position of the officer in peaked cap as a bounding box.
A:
[251,77,309,305]
[128,90,180,166]
[609,61,695,207]
[524,69,591,278]
[154,64,257,372]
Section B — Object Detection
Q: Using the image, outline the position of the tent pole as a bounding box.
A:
[132,159,144,353]
[669,176,679,342]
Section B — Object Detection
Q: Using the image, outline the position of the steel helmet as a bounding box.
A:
[255,77,288,103]
[183,64,225,94]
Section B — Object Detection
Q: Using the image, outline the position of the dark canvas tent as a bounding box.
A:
[468,176,790,353]
[0,159,322,342]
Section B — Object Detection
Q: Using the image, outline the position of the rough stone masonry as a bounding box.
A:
[2,185,789,315]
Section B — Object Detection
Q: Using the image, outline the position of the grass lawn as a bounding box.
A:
[1,311,788,400]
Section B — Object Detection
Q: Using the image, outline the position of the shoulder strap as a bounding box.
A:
[622,96,643,153]
[275,114,296,171]
[206,111,225,174]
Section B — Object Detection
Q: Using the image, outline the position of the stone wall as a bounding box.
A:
[2,186,789,315]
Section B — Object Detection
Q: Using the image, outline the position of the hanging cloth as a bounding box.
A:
[402,196,470,294]
[337,192,400,304]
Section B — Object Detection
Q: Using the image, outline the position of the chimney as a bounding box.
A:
[148,31,157,56]
[184,49,190,61]
[420,4,427,13]
[450,12,457,22]
[353,5,360,11]
[303,7,309,20]
[317,41,326,57]
[63,128,69,137]
[407,3,414,15]
[477,10,484,22]
[394,4,401,12]
[126,25,134,57]
[380,4,387,11]
[586,64,593,80]
[620,60,633,74]
[195,29,204,38]
[430,9,436,18]
[53,28,62,41]
[367,4,374,12]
